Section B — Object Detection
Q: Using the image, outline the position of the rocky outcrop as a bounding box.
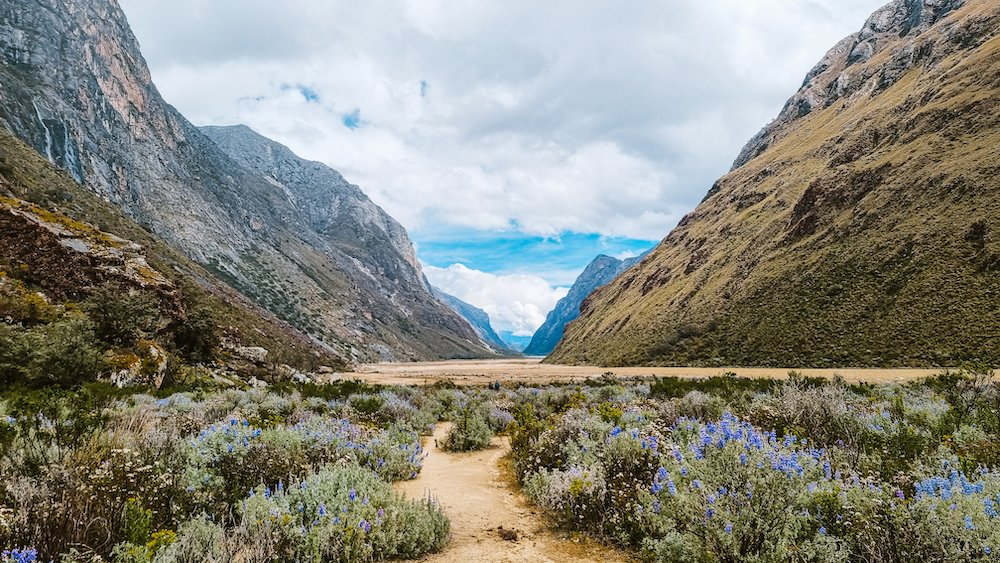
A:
[0,195,183,315]
[551,0,1000,367]
[732,0,965,169]
[523,254,644,357]
[430,285,513,355]
[0,0,488,362]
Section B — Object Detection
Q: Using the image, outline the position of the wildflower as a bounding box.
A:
[349,489,357,501]
[725,523,732,533]
[319,503,326,516]
[819,527,826,534]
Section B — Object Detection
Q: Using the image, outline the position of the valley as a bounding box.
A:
[2,0,1000,561]
[343,358,940,386]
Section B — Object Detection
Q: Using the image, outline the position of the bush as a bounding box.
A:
[171,307,220,363]
[0,277,57,325]
[82,282,158,346]
[33,317,105,386]
[441,408,492,452]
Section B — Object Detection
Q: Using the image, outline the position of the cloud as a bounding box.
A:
[117,0,888,278]
[423,263,569,336]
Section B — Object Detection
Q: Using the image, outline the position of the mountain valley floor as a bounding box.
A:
[342,359,939,386]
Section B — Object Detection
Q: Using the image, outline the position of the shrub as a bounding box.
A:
[441,408,492,452]
[32,317,105,386]
[222,466,449,562]
[0,278,57,325]
[171,307,220,363]
[82,283,158,346]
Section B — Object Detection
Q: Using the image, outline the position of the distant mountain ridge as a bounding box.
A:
[551,0,1000,367]
[523,253,644,356]
[429,286,516,355]
[0,0,489,362]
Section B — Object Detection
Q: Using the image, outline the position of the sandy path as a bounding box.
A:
[394,423,628,563]
[341,358,939,386]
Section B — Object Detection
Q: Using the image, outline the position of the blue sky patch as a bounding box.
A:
[298,86,320,102]
[413,226,657,287]
[342,109,362,129]
[279,83,320,103]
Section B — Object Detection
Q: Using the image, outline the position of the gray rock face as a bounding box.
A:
[201,125,423,296]
[732,0,965,170]
[523,253,645,357]
[430,286,513,355]
[0,0,487,362]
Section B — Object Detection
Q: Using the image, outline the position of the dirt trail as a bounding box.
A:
[395,423,628,563]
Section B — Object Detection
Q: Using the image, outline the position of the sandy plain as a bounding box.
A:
[341,358,940,386]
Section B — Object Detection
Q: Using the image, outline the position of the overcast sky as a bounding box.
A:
[118,0,886,337]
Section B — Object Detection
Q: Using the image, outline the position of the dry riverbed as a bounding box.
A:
[341,358,939,386]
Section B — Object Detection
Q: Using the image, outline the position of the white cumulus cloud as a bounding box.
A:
[423,263,569,336]
[119,0,888,242]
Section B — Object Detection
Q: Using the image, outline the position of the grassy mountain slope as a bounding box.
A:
[0,124,345,372]
[550,0,1000,367]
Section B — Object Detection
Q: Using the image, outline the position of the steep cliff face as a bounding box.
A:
[0,0,487,362]
[429,286,514,355]
[551,0,1000,367]
[524,254,643,356]
[0,124,344,370]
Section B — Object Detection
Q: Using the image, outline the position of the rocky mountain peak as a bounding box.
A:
[524,253,644,357]
[0,0,489,362]
[732,0,965,170]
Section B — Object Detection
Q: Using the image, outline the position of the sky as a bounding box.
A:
[117,0,887,337]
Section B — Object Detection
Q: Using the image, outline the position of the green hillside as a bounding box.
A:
[550,0,1000,367]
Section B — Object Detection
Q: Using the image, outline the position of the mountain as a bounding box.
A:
[523,254,643,356]
[498,332,532,353]
[0,0,488,362]
[429,286,515,355]
[0,123,345,372]
[550,0,1000,367]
